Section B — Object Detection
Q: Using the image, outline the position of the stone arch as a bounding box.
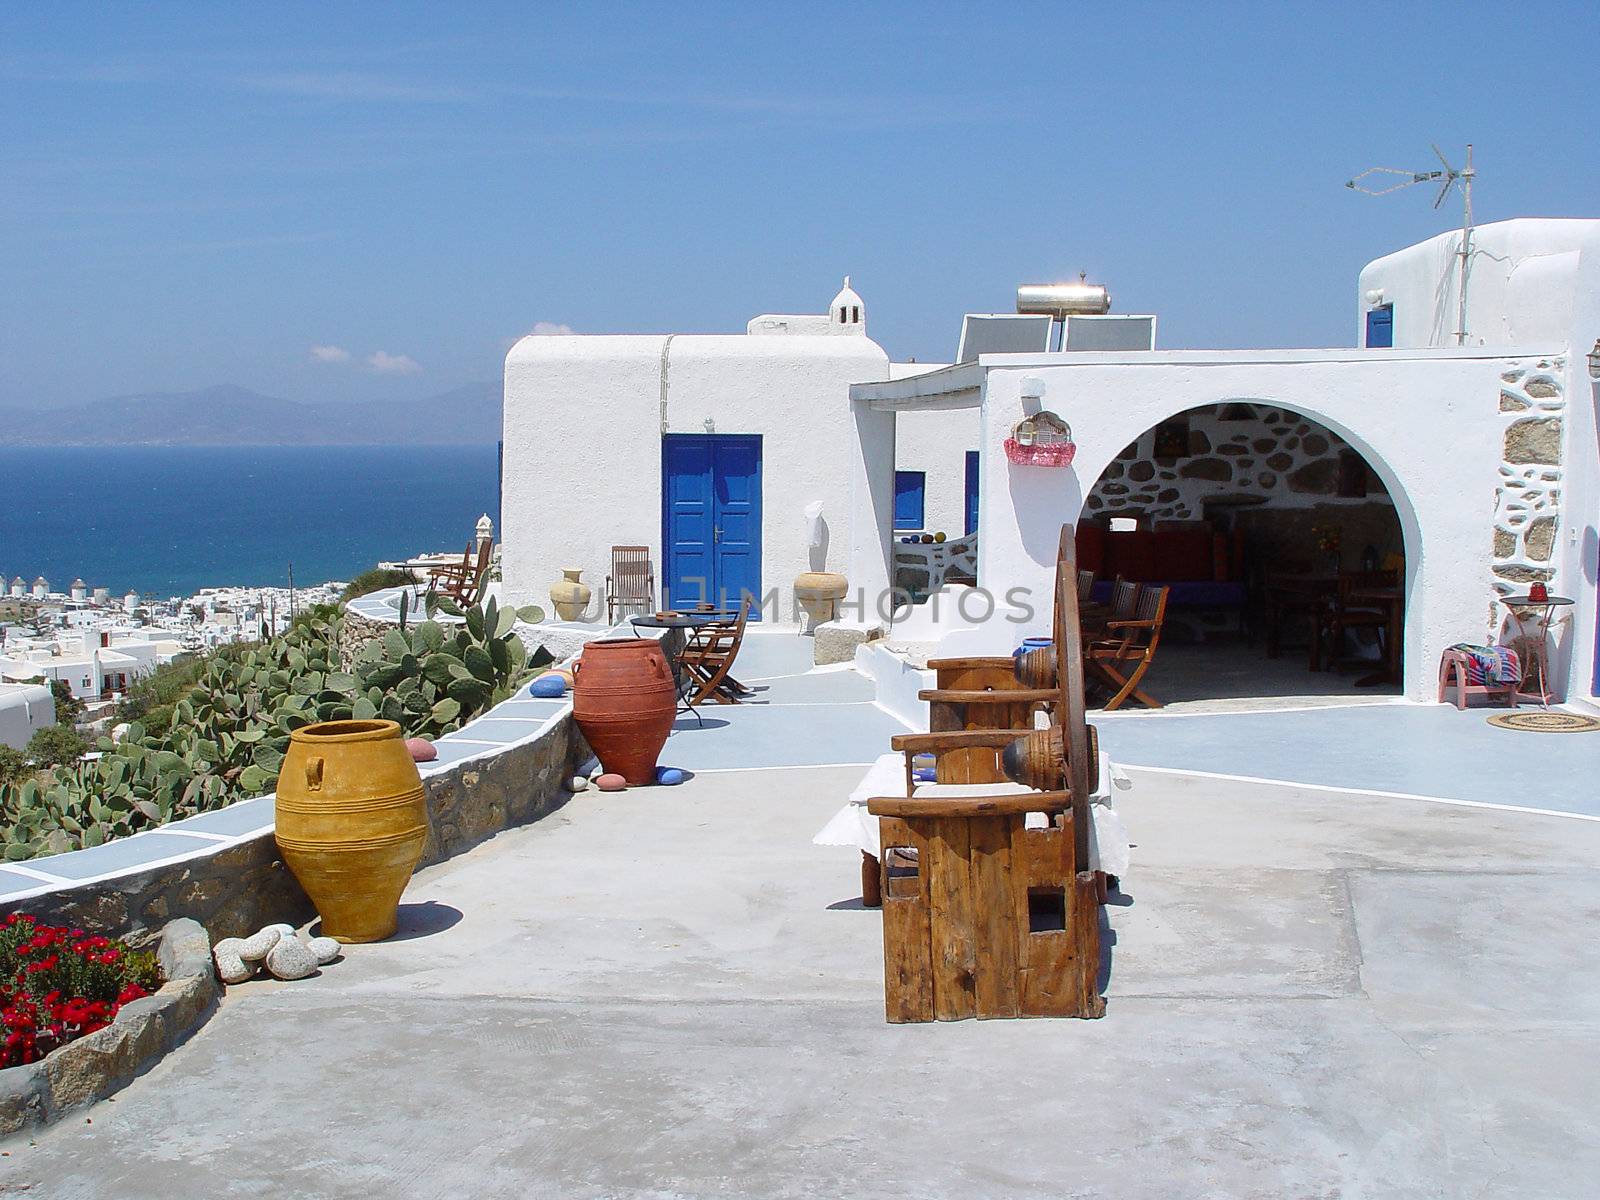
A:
[1076,397,1419,680]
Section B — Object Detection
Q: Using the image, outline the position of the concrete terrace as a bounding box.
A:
[6,631,1600,1197]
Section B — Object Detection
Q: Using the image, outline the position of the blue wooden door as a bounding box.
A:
[1365,305,1393,348]
[662,434,762,619]
[964,450,980,536]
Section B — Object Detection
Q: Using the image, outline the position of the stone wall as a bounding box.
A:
[1491,360,1565,600]
[1085,402,1394,528]
[8,715,588,942]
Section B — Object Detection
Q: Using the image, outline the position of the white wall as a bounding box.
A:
[935,348,1563,700]
[887,362,978,541]
[1362,218,1600,700]
[0,683,53,750]
[502,332,889,624]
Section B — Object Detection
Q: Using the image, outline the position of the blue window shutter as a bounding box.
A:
[1365,306,1393,348]
[893,471,925,530]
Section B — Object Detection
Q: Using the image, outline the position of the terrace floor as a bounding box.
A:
[7,632,1600,1197]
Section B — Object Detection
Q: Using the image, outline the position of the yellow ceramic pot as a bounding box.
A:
[274,719,428,943]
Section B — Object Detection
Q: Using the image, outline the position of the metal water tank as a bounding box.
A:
[1016,281,1112,318]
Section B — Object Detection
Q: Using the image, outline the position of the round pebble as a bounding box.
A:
[405,737,437,763]
[568,775,590,792]
[654,766,686,786]
[595,773,628,791]
[528,675,566,698]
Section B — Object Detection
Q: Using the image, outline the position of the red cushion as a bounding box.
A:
[1076,523,1105,576]
[1151,531,1214,581]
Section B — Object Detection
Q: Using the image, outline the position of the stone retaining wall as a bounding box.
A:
[6,713,588,942]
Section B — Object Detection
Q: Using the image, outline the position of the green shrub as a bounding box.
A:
[0,596,549,862]
[0,747,28,787]
[26,725,88,768]
[338,568,413,605]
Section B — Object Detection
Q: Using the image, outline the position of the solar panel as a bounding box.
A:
[956,314,1053,362]
[1061,315,1157,351]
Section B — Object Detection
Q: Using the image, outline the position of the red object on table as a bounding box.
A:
[1529,582,1548,603]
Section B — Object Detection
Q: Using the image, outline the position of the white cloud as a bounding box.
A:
[367,350,422,375]
[530,321,574,336]
[309,344,351,364]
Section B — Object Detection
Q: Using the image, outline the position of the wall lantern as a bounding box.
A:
[1005,410,1076,466]
[1588,338,1600,380]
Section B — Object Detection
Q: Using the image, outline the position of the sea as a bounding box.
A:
[0,445,501,598]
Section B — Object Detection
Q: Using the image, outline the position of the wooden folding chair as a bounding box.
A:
[1086,584,1168,710]
[425,542,475,595]
[428,541,493,606]
[677,596,752,705]
[606,546,656,622]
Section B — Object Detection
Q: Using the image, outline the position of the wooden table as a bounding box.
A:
[1264,573,1338,660]
[1346,585,1404,687]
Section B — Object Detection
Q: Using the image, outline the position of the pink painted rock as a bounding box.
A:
[595,773,628,792]
[405,737,438,763]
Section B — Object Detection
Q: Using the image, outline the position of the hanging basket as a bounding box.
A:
[1004,438,1076,467]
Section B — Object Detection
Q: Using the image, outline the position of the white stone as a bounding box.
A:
[568,776,590,792]
[211,938,255,985]
[265,934,319,981]
[305,936,342,966]
[235,927,282,962]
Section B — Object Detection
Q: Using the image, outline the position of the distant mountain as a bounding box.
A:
[0,382,501,446]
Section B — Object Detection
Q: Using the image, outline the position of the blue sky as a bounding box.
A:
[2,2,1596,409]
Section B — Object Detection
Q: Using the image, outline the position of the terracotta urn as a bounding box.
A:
[275,719,428,943]
[793,571,848,634]
[571,638,677,785]
[550,568,592,621]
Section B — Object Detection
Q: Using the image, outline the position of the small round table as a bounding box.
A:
[1499,595,1573,707]
[629,611,729,716]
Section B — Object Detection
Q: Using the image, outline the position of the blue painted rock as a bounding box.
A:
[654,766,686,786]
[405,738,437,763]
[595,773,628,791]
[529,674,567,698]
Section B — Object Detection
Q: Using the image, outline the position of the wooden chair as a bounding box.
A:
[866,524,1104,1022]
[1077,569,1095,605]
[605,546,655,622]
[428,540,493,606]
[1313,569,1398,673]
[1086,584,1168,711]
[677,596,752,705]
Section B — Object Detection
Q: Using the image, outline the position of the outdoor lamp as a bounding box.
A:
[1588,338,1600,380]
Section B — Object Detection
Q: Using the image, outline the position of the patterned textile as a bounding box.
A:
[1448,643,1521,686]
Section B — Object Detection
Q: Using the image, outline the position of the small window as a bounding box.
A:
[851,305,860,323]
[893,471,926,530]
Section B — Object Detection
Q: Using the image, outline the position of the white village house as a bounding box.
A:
[846,217,1600,705]
[499,218,1600,708]
[501,279,989,624]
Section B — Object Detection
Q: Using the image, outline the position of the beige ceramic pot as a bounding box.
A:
[550,568,592,621]
[794,571,848,633]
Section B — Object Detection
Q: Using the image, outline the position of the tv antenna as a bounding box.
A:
[1346,143,1475,345]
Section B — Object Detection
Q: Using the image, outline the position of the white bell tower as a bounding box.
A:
[829,276,865,332]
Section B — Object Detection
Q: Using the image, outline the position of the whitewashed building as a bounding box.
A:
[847,218,1600,706]
[0,682,54,751]
[502,280,894,622]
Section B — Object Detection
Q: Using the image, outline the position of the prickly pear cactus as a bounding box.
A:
[0,597,550,861]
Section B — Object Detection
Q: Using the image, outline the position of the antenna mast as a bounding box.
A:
[1346,143,1476,346]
